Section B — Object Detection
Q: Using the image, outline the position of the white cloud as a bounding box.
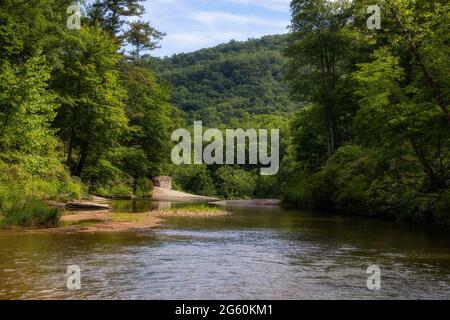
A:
[223,0,291,12]
[142,0,290,57]
[192,11,286,28]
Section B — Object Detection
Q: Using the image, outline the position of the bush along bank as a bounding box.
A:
[283,145,450,227]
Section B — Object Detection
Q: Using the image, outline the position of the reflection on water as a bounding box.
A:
[0,201,449,299]
[111,199,172,212]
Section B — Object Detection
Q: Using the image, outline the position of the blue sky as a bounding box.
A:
[141,0,291,57]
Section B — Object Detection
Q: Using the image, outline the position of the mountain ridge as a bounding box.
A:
[150,34,296,125]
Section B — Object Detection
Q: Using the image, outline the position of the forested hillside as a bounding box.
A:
[151,35,297,125]
[0,0,449,229]
[165,0,450,227]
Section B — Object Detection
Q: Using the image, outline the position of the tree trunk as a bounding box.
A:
[410,137,442,191]
[73,147,88,177]
[67,124,75,171]
[73,124,91,177]
[324,102,339,156]
[409,43,450,123]
[387,3,450,123]
[110,0,119,33]
[319,33,340,157]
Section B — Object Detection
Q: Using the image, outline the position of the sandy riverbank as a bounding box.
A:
[55,205,229,232]
[57,211,162,233]
[44,189,279,233]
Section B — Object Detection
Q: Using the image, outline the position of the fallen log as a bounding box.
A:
[65,201,111,210]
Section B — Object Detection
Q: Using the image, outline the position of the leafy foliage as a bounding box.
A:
[0,0,174,226]
[151,35,297,126]
[284,0,450,225]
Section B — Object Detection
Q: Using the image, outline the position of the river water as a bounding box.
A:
[0,201,449,299]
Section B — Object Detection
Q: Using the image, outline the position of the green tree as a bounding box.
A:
[124,20,165,60]
[215,166,256,199]
[285,0,356,156]
[0,55,59,171]
[88,0,145,35]
[152,35,296,126]
[52,26,128,177]
[371,0,450,123]
[120,62,182,177]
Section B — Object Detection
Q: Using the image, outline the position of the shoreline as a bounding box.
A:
[210,199,282,207]
[52,204,230,233]
[56,211,162,233]
[5,193,280,233]
[151,187,220,202]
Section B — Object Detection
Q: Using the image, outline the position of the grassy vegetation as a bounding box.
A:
[107,212,151,223]
[155,204,229,217]
[0,188,60,228]
[0,161,83,228]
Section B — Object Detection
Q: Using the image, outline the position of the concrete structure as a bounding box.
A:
[152,176,172,190]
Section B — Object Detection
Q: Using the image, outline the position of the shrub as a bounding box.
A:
[169,164,217,196]
[0,187,60,228]
[433,190,450,226]
[283,173,313,206]
[135,177,153,198]
[81,159,124,190]
[333,153,374,214]
[96,183,132,198]
[25,179,59,200]
[215,166,256,199]
[254,175,279,198]
[23,175,84,202]
[283,167,338,209]
[57,177,84,201]
[307,166,338,209]
[110,184,133,198]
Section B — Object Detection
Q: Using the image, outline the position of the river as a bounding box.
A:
[0,200,449,299]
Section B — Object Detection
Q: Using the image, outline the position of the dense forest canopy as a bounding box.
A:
[0,0,449,228]
[0,0,182,227]
[150,35,297,126]
[283,0,450,224]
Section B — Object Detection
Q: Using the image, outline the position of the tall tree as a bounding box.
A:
[379,0,450,123]
[88,0,145,35]
[286,0,355,156]
[0,0,72,175]
[123,20,165,60]
[52,26,128,177]
[0,55,58,163]
[120,62,181,176]
[351,0,450,191]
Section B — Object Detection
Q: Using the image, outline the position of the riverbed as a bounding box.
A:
[0,200,449,299]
